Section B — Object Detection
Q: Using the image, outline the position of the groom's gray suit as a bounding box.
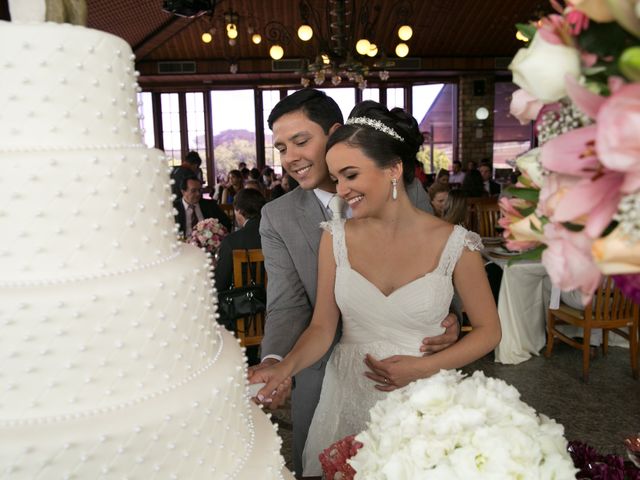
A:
[259,181,431,474]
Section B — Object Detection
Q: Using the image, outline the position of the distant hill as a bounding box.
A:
[214,129,255,144]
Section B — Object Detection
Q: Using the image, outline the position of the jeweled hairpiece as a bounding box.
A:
[345,117,405,142]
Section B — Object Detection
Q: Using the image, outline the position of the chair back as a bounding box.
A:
[220,204,235,231]
[545,275,639,381]
[466,197,499,236]
[590,277,639,325]
[231,248,267,347]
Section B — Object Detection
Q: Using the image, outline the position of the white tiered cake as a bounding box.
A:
[0,17,291,479]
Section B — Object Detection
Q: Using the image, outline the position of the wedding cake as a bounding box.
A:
[0,15,290,479]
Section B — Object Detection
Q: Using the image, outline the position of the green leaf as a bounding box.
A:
[507,245,547,265]
[516,205,537,217]
[516,23,537,42]
[578,21,637,59]
[505,187,539,202]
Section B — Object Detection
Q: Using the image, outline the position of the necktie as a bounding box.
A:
[328,195,345,220]
[188,205,198,232]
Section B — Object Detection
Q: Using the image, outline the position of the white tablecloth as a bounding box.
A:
[481,248,552,365]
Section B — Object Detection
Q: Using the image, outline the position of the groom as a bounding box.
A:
[251,89,459,475]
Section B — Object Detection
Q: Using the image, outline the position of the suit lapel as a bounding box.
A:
[296,189,329,258]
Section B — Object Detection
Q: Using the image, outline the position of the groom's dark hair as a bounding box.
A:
[267,88,343,134]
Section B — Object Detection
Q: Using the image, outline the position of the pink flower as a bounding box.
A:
[565,8,590,35]
[596,83,640,193]
[510,89,544,125]
[542,223,602,304]
[498,197,544,251]
[540,126,624,237]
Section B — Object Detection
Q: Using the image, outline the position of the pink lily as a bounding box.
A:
[540,126,625,237]
[498,197,544,251]
[542,223,603,305]
[596,83,640,193]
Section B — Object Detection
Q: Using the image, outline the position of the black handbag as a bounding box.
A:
[217,251,266,332]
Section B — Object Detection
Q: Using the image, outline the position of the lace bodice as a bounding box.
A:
[321,219,482,351]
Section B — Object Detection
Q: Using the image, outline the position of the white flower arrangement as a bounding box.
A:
[348,370,577,479]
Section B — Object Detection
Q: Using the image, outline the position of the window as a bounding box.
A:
[413,84,455,174]
[210,90,257,182]
[362,87,379,102]
[262,90,281,174]
[185,92,207,183]
[137,92,155,148]
[161,93,180,166]
[317,88,355,122]
[386,87,405,111]
[493,82,532,169]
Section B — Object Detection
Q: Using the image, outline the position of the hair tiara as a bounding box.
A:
[345,116,405,142]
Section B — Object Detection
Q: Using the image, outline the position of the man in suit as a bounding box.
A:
[174,176,232,236]
[250,89,460,475]
[479,161,501,196]
[214,188,266,292]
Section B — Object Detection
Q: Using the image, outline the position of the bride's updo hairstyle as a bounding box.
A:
[326,100,422,185]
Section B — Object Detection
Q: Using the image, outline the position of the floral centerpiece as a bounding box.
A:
[340,370,577,479]
[188,218,228,256]
[501,0,640,304]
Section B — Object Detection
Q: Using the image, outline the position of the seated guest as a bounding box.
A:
[270,172,298,200]
[449,160,465,185]
[261,166,275,189]
[479,161,501,196]
[428,183,449,218]
[244,179,265,196]
[466,159,478,172]
[174,176,232,237]
[220,169,244,204]
[414,159,429,188]
[214,188,266,292]
[170,151,203,199]
[442,190,469,227]
[435,168,450,186]
[461,169,487,198]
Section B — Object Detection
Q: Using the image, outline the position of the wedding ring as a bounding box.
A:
[383,377,390,384]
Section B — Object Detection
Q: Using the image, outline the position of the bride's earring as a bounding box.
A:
[391,178,398,200]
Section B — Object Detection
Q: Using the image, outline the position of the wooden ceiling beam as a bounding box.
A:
[133,16,197,60]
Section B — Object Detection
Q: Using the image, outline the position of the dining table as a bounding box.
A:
[481,240,557,365]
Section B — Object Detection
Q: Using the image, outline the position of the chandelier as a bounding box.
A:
[274,0,415,89]
[163,0,414,87]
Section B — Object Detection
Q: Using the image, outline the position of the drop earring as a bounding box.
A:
[391,178,398,200]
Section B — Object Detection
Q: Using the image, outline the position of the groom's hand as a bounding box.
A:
[248,358,291,409]
[420,313,459,355]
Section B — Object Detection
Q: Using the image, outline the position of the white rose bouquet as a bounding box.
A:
[348,370,577,479]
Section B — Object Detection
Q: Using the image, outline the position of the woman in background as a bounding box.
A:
[220,169,244,204]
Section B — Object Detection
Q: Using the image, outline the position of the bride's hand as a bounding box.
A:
[363,354,426,391]
[249,363,292,407]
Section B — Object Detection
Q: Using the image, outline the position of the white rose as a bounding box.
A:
[509,34,581,103]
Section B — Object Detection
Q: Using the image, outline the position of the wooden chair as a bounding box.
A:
[232,248,267,347]
[545,277,639,382]
[465,197,499,236]
[220,204,235,231]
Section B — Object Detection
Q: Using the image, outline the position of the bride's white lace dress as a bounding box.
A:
[302,218,482,476]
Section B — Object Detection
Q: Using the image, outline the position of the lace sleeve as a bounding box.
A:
[319,219,349,266]
[319,220,333,234]
[464,231,483,252]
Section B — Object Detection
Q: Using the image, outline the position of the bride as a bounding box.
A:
[252,101,501,476]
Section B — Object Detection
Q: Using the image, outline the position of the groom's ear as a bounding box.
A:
[327,122,342,136]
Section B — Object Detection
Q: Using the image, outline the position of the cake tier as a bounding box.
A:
[0,148,177,283]
[0,21,142,150]
[0,245,223,419]
[0,328,289,480]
